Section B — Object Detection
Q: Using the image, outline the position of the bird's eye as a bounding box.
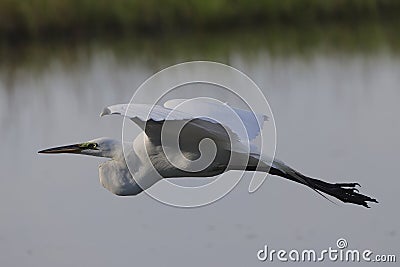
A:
[79,142,98,150]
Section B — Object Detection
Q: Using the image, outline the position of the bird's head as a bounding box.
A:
[38,137,122,159]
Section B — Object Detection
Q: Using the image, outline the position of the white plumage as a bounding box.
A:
[39,98,377,207]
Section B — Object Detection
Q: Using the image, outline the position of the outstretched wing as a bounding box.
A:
[100,103,193,131]
[101,100,267,153]
[164,98,267,140]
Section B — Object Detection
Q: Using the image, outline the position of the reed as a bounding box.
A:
[0,0,399,39]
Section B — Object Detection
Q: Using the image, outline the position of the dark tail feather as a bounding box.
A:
[270,167,378,208]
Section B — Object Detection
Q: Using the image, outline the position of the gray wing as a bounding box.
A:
[101,103,238,148]
[101,101,265,154]
[100,103,192,131]
[164,98,267,140]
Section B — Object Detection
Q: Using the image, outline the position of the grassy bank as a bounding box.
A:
[1,0,399,40]
[1,21,399,74]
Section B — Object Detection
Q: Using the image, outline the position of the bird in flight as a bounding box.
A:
[39,98,377,207]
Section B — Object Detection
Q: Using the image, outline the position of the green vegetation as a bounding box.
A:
[0,0,399,40]
[1,21,399,75]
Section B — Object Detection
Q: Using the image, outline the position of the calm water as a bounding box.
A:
[1,30,399,266]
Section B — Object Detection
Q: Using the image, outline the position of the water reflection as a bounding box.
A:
[0,24,399,266]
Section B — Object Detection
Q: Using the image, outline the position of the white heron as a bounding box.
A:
[38,99,377,207]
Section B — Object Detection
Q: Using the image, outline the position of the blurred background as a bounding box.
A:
[0,0,399,266]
